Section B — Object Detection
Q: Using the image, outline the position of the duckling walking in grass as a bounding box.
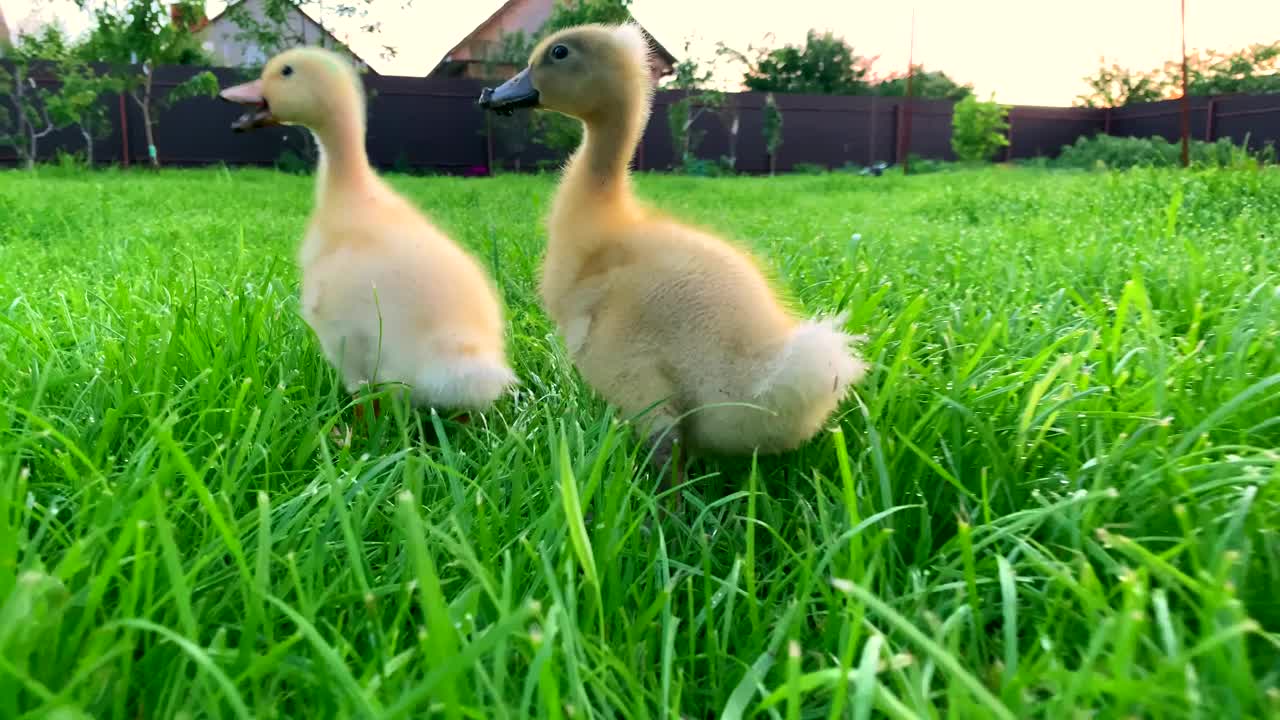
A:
[479,24,866,479]
[221,48,516,418]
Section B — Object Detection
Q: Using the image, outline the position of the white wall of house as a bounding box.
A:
[449,0,555,63]
[198,0,361,69]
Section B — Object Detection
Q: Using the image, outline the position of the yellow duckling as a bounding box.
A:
[479,24,867,472]
[222,47,516,413]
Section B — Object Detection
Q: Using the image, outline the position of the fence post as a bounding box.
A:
[1205,98,1216,141]
[901,8,915,174]
[118,93,130,168]
[1005,109,1015,162]
[484,111,494,175]
[1179,0,1190,167]
[868,95,877,165]
[894,103,905,166]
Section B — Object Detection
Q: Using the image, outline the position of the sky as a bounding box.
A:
[5,0,1280,106]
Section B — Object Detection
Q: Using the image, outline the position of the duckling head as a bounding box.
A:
[479,23,654,122]
[219,47,365,133]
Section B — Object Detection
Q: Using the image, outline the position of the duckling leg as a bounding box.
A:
[644,419,682,480]
[352,397,383,425]
[645,422,687,511]
[620,404,685,511]
[574,334,685,506]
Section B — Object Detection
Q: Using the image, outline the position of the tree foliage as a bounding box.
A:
[0,29,61,169]
[49,56,119,167]
[75,0,217,167]
[666,43,724,167]
[1078,42,1280,108]
[874,65,973,100]
[1185,43,1280,96]
[729,30,875,95]
[724,32,969,100]
[1,24,121,168]
[543,0,633,34]
[1077,61,1175,108]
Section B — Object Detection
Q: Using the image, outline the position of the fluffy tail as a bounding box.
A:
[415,357,518,412]
[753,313,867,430]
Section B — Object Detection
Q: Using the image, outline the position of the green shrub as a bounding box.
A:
[677,156,735,177]
[950,95,1010,163]
[906,154,950,175]
[790,162,828,175]
[1054,134,1275,170]
[1015,156,1053,170]
[274,148,311,175]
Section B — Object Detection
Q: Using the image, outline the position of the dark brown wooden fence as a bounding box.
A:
[3,63,1280,172]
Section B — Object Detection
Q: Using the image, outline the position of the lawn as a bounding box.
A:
[1,165,1278,719]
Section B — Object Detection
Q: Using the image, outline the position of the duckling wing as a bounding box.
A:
[300,214,512,408]
[614,221,865,453]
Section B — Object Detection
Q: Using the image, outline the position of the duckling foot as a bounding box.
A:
[353,397,383,423]
[351,397,383,437]
[411,408,472,447]
[329,423,353,448]
[647,429,686,513]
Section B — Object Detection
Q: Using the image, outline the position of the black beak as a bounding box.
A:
[478,67,540,116]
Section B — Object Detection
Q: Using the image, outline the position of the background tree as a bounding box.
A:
[1,25,117,168]
[0,29,62,169]
[1077,42,1280,108]
[727,30,875,96]
[1076,61,1166,108]
[874,65,973,100]
[76,0,218,168]
[1183,43,1280,96]
[543,0,633,32]
[48,51,119,166]
[665,43,724,169]
[27,23,120,166]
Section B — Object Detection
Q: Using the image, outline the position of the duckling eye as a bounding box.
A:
[282,65,294,77]
[550,44,570,61]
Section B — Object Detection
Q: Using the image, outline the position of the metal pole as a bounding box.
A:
[484,110,494,175]
[1180,0,1190,168]
[901,7,916,174]
[118,93,130,168]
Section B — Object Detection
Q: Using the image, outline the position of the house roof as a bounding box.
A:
[201,0,374,71]
[430,0,677,77]
[0,4,12,51]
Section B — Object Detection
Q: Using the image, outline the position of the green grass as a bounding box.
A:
[1,165,1278,719]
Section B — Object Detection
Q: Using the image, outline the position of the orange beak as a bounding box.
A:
[219,79,278,132]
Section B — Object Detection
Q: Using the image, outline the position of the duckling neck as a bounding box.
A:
[558,105,646,213]
[312,113,375,200]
